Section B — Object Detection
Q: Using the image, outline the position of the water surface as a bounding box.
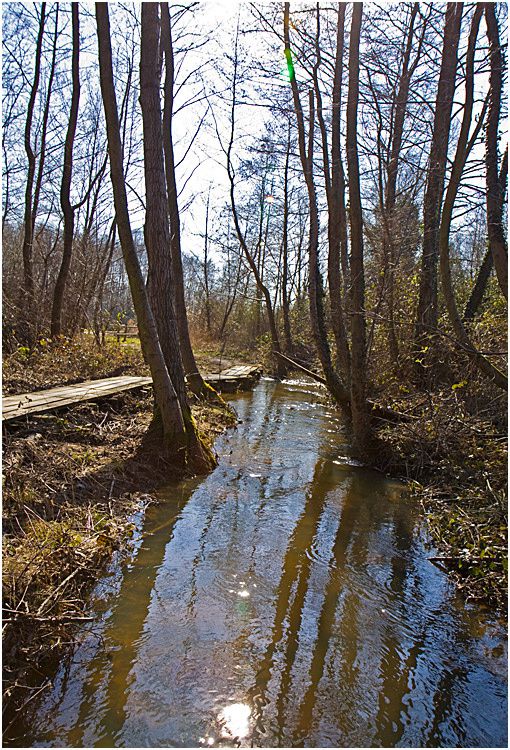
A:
[12,379,508,747]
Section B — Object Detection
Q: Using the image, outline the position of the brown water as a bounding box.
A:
[10,379,507,747]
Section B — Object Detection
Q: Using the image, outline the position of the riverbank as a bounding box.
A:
[2,341,237,722]
[6,377,506,749]
[375,382,507,615]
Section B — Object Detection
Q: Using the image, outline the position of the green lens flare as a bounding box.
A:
[285,48,295,82]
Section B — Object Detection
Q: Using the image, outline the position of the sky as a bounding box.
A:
[2,2,507,268]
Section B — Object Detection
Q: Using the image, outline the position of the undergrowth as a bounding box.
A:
[375,352,507,614]
[2,334,147,395]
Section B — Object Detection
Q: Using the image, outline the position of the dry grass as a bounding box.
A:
[2,334,147,395]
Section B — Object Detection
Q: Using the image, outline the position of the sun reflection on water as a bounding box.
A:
[218,702,252,739]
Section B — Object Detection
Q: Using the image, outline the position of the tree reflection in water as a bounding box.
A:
[10,380,507,749]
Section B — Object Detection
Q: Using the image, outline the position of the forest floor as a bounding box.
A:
[2,335,507,726]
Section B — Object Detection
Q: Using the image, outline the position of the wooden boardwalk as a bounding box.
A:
[205,364,262,393]
[2,365,261,422]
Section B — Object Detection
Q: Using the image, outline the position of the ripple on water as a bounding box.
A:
[8,379,508,750]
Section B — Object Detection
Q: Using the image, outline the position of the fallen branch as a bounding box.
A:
[36,566,83,616]
[2,680,52,736]
[3,609,94,623]
[273,351,328,385]
[273,351,415,424]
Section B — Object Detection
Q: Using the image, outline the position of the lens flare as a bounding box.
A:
[284,48,295,82]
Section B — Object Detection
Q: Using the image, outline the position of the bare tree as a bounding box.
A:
[19,2,46,343]
[51,3,81,338]
[281,124,293,354]
[346,2,371,452]
[414,3,463,358]
[484,2,507,299]
[96,2,212,470]
[139,3,215,468]
[203,186,212,335]
[377,2,427,363]
[160,2,215,399]
[224,18,286,379]
[312,3,351,383]
[284,1,350,410]
[439,4,506,390]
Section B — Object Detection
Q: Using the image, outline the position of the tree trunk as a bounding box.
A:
[485,3,507,299]
[330,2,350,338]
[140,3,215,468]
[284,2,350,411]
[414,3,463,356]
[203,187,212,335]
[20,2,46,345]
[281,126,293,355]
[51,3,80,338]
[226,19,285,379]
[346,2,371,453]
[382,2,422,364]
[464,247,493,321]
[464,148,507,320]
[313,4,351,384]
[96,2,199,468]
[439,5,507,391]
[160,2,214,399]
[32,4,58,242]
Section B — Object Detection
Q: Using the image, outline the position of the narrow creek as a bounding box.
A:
[13,379,507,748]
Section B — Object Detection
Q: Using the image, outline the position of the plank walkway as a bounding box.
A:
[203,364,262,393]
[2,365,261,422]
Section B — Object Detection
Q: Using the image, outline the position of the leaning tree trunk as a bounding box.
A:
[139,3,215,470]
[284,1,350,412]
[96,2,190,465]
[414,3,463,360]
[464,148,508,320]
[160,2,217,400]
[439,5,507,391]
[51,3,80,338]
[464,247,494,321]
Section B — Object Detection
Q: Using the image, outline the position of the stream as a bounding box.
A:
[11,379,508,747]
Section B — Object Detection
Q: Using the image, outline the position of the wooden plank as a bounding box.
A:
[2,365,261,421]
[3,376,152,421]
[201,364,261,393]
